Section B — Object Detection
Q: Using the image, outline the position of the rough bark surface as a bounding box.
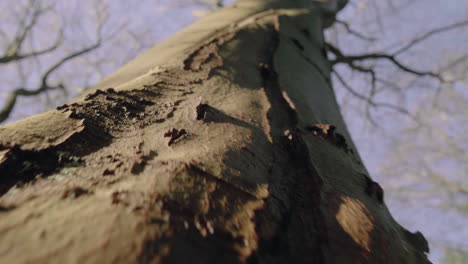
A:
[0,0,430,263]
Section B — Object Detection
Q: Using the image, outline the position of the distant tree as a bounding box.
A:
[379,84,468,211]
[0,0,155,124]
[442,247,468,264]
[0,0,106,123]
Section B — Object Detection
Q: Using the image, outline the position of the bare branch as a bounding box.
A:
[41,40,101,87]
[0,25,102,123]
[393,20,468,56]
[370,0,385,32]
[327,42,445,82]
[5,0,43,55]
[0,83,64,123]
[421,162,468,195]
[0,29,63,64]
[347,62,377,94]
[440,53,468,73]
[334,19,377,42]
[333,69,414,117]
[1,0,56,63]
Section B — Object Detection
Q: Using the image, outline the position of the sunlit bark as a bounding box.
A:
[0,1,431,263]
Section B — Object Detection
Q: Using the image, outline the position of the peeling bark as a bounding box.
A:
[0,0,431,263]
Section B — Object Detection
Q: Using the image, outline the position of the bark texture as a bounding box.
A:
[0,0,430,263]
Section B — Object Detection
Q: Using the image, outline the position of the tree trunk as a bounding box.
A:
[0,0,431,263]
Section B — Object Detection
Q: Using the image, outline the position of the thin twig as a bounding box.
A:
[1,0,59,64]
[393,20,468,56]
[334,19,377,42]
[0,37,102,123]
[333,70,417,124]
[327,42,445,82]
[0,30,63,64]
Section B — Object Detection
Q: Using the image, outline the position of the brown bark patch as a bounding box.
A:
[158,162,264,261]
[0,112,87,152]
[335,196,374,253]
[111,190,130,206]
[0,204,15,212]
[164,129,188,146]
[183,32,235,71]
[0,146,68,196]
[61,187,92,199]
[195,103,209,120]
[305,124,351,153]
[59,88,157,135]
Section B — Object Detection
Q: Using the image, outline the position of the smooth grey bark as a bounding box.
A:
[0,0,430,263]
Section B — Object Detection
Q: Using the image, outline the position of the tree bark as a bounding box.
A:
[0,0,431,263]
